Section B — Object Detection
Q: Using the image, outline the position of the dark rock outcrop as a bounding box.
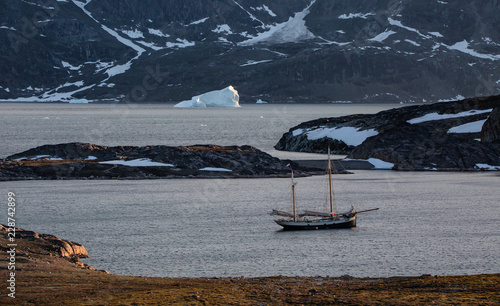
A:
[0,143,314,180]
[481,108,500,143]
[349,124,500,170]
[275,95,500,170]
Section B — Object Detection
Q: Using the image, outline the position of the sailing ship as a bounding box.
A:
[270,149,378,230]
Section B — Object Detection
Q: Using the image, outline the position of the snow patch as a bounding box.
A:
[174,86,240,108]
[368,30,396,42]
[239,0,316,46]
[105,62,133,77]
[200,167,232,172]
[448,119,487,134]
[189,17,209,25]
[166,38,195,48]
[137,40,164,51]
[253,5,277,17]
[148,28,170,37]
[388,18,431,39]
[445,40,500,61]
[0,26,17,31]
[100,158,174,167]
[121,29,144,39]
[61,61,82,71]
[408,109,492,124]
[213,24,233,34]
[240,59,272,67]
[404,39,420,46]
[292,126,378,146]
[437,95,466,102]
[429,31,443,37]
[338,13,374,19]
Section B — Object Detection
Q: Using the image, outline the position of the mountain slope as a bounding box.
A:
[1,0,499,103]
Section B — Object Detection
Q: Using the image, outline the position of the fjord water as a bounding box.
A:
[0,103,394,158]
[1,103,499,278]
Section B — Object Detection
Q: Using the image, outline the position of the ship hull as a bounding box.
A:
[274,216,357,231]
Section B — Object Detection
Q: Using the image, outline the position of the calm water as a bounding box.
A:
[0,103,396,159]
[0,103,499,278]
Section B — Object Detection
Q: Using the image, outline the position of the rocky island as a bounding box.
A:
[1,224,499,305]
[0,143,319,181]
[276,95,500,171]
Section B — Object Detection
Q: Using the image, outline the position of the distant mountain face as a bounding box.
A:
[1,0,499,103]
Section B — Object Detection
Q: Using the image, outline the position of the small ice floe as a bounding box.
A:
[256,99,268,104]
[475,164,500,170]
[99,158,174,167]
[367,158,395,169]
[199,167,232,172]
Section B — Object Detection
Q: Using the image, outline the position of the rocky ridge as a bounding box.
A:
[0,224,94,269]
[275,95,500,170]
[0,142,313,180]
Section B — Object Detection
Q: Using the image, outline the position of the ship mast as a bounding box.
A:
[328,147,334,214]
[291,166,296,222]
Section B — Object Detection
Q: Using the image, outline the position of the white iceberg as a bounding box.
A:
[174,86,240,108]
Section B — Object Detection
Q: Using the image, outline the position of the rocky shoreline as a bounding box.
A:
[276,95,500,171]
[1,225,499,305]
[0,143,323,181]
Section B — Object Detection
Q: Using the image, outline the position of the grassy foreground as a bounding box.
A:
[1,227,499,305]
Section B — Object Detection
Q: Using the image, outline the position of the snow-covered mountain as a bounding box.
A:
[1,0,499,103]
